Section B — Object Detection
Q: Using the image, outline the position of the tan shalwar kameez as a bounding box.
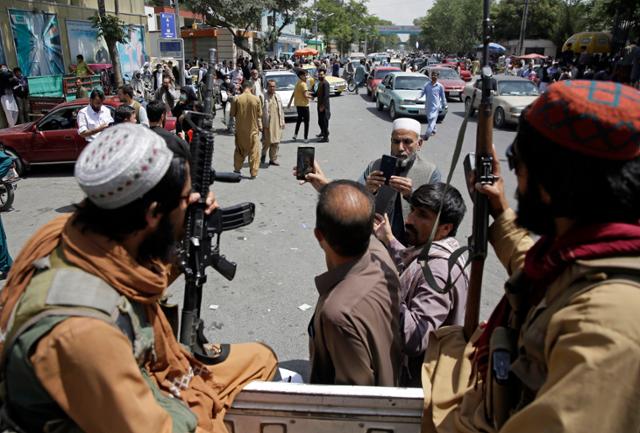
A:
[231,92,262,177]
[262,93,285,163]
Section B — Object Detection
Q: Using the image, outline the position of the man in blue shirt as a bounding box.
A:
[418,71,447,140]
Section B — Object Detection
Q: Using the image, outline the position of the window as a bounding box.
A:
[38,107,79,131]
[394,77,427,90]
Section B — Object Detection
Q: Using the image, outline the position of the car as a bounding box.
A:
[375,72,447,122]
[418,66,466,102]
[366,66,401,100]
[0,97,176,175]
[440,59,472,82]
[302,65,347,95]
[462,76,540,128]
[263,70,298,119]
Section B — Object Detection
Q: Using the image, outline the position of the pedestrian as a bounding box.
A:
[0,123,278,433]
[354,59,367,93]
[314,68,331,142]
[287,69,312,143]
[75,78,89,99]
[331,58,340,77]
[11,68,29,124]
[117,85,149,126]
[261,79,285,167]
[169,61,181,85]
[250,69,264,102]
[112,104,136,124]
[0,66,19,128]
[219,75,234,130]
[422,80,640,433]
[231,80,263,179]
[76,89,113,143]
[75,54,95,77]
[154,76,178,109]
[373,182,468,387]
[130,71,146,100]
[418,71,447,140]
[309,180,402,386]
[172,87,197,134]
[153,64,164,91]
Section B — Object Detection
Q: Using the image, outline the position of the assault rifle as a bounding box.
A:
[178,49,256,364]
[463,0,497,341]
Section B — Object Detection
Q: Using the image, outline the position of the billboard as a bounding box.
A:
[117,25,147,79]
[66,20,110,64]
[9,9,64,76]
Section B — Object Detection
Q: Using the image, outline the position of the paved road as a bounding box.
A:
[3,90,520,377]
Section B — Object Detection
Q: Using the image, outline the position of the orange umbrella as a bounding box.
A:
[294,48,319,57]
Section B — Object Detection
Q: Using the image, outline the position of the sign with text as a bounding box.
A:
[160,13,176,38]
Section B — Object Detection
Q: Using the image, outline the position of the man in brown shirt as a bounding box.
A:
[309,180,402,386]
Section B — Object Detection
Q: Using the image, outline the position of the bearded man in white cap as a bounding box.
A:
[359,117,441,244]
[0,124,277,433]
[300,117,441,244]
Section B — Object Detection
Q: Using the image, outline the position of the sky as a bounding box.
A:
[367,0,434,25]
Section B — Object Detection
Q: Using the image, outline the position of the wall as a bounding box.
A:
[0,0,148,74]
[504,39,557,57]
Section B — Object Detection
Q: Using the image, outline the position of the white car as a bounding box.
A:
[463,76,540,128]
[263,71,299,119]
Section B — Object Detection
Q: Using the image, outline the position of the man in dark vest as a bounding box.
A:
[421,80,640,432]
[358,118,441,244]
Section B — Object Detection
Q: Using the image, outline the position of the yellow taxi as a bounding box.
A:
[302,64,347,96]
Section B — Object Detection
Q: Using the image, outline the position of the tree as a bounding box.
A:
[90,12,128,88]
[491,0,561,42]
[417,0,482,54]
[187,0,304,70]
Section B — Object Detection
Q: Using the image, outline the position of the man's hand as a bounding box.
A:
[293,160,329,192]
[365,170,386,194]
[188,191,219,215]
[472,145,509,219]
[373,213,394,246]
[389,175,412,198]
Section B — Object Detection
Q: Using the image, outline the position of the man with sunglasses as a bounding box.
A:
[421,80,640,433]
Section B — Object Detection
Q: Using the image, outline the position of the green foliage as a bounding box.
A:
[89,14,129,45]
[418,0,482,53]
[491,0,561,41]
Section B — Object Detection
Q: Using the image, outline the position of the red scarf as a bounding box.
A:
[474,221,640,381]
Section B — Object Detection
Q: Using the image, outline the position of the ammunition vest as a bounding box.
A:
[0,249,198,433]
[487,257,640,428]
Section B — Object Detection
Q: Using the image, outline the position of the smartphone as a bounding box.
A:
[296,147,315,180]
[380,155,398,185]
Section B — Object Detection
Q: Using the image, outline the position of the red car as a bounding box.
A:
[0,97,176,175]
[419,66,467,102]
[440,59,472,81]
[367,66,401,101]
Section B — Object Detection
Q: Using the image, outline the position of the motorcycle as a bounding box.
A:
[0,147,19,212]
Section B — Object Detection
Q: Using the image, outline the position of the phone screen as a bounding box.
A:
[296,147,315,180]
[380,155,398,185]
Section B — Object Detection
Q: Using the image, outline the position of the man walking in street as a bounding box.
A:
[373,182,468,386]
[288,69,311,143]
[155,76,179,110]
[314,68,331,143]
[418,70,447,140]
[231,80,263,179]
[354,59,367,94]
[310,180,402,386]
[261,79,285,167]
[117,84,149,126]
[77,89,113,143]
[0,123,278,433]
[12,68,29,124]
[421,80,640,433]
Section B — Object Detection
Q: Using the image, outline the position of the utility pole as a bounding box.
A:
[517,0,530,56]
[173,0,185,87]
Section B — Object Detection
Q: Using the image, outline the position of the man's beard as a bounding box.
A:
[137,213,179,264]
[404,224,419,246]
[515,181,555,237]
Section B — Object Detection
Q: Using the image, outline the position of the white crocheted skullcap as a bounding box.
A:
[392,118,422,136]
[75,123,174,210]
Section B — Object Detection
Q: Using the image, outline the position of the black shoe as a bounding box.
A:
[233,170,241,174]
[318,137,329,143]
[269,160,280,166]
[315,133,323,138]
[260,156,266,165]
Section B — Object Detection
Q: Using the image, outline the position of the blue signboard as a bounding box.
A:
[160,13,176,38]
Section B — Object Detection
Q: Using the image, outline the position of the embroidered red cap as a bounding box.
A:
[524,80,640,161]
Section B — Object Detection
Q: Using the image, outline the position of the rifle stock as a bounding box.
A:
[463,0,494,341]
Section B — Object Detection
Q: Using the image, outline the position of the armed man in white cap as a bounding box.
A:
[0,124,277,433]
[298,117,441,244]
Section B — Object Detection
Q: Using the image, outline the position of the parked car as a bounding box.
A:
[418,66,466,102]
[263,70,298,119]
[375,72,447,122]
[302,65,347,95]
[366,67,401,100]
[0,97,176,175]
[463,76,540,128]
